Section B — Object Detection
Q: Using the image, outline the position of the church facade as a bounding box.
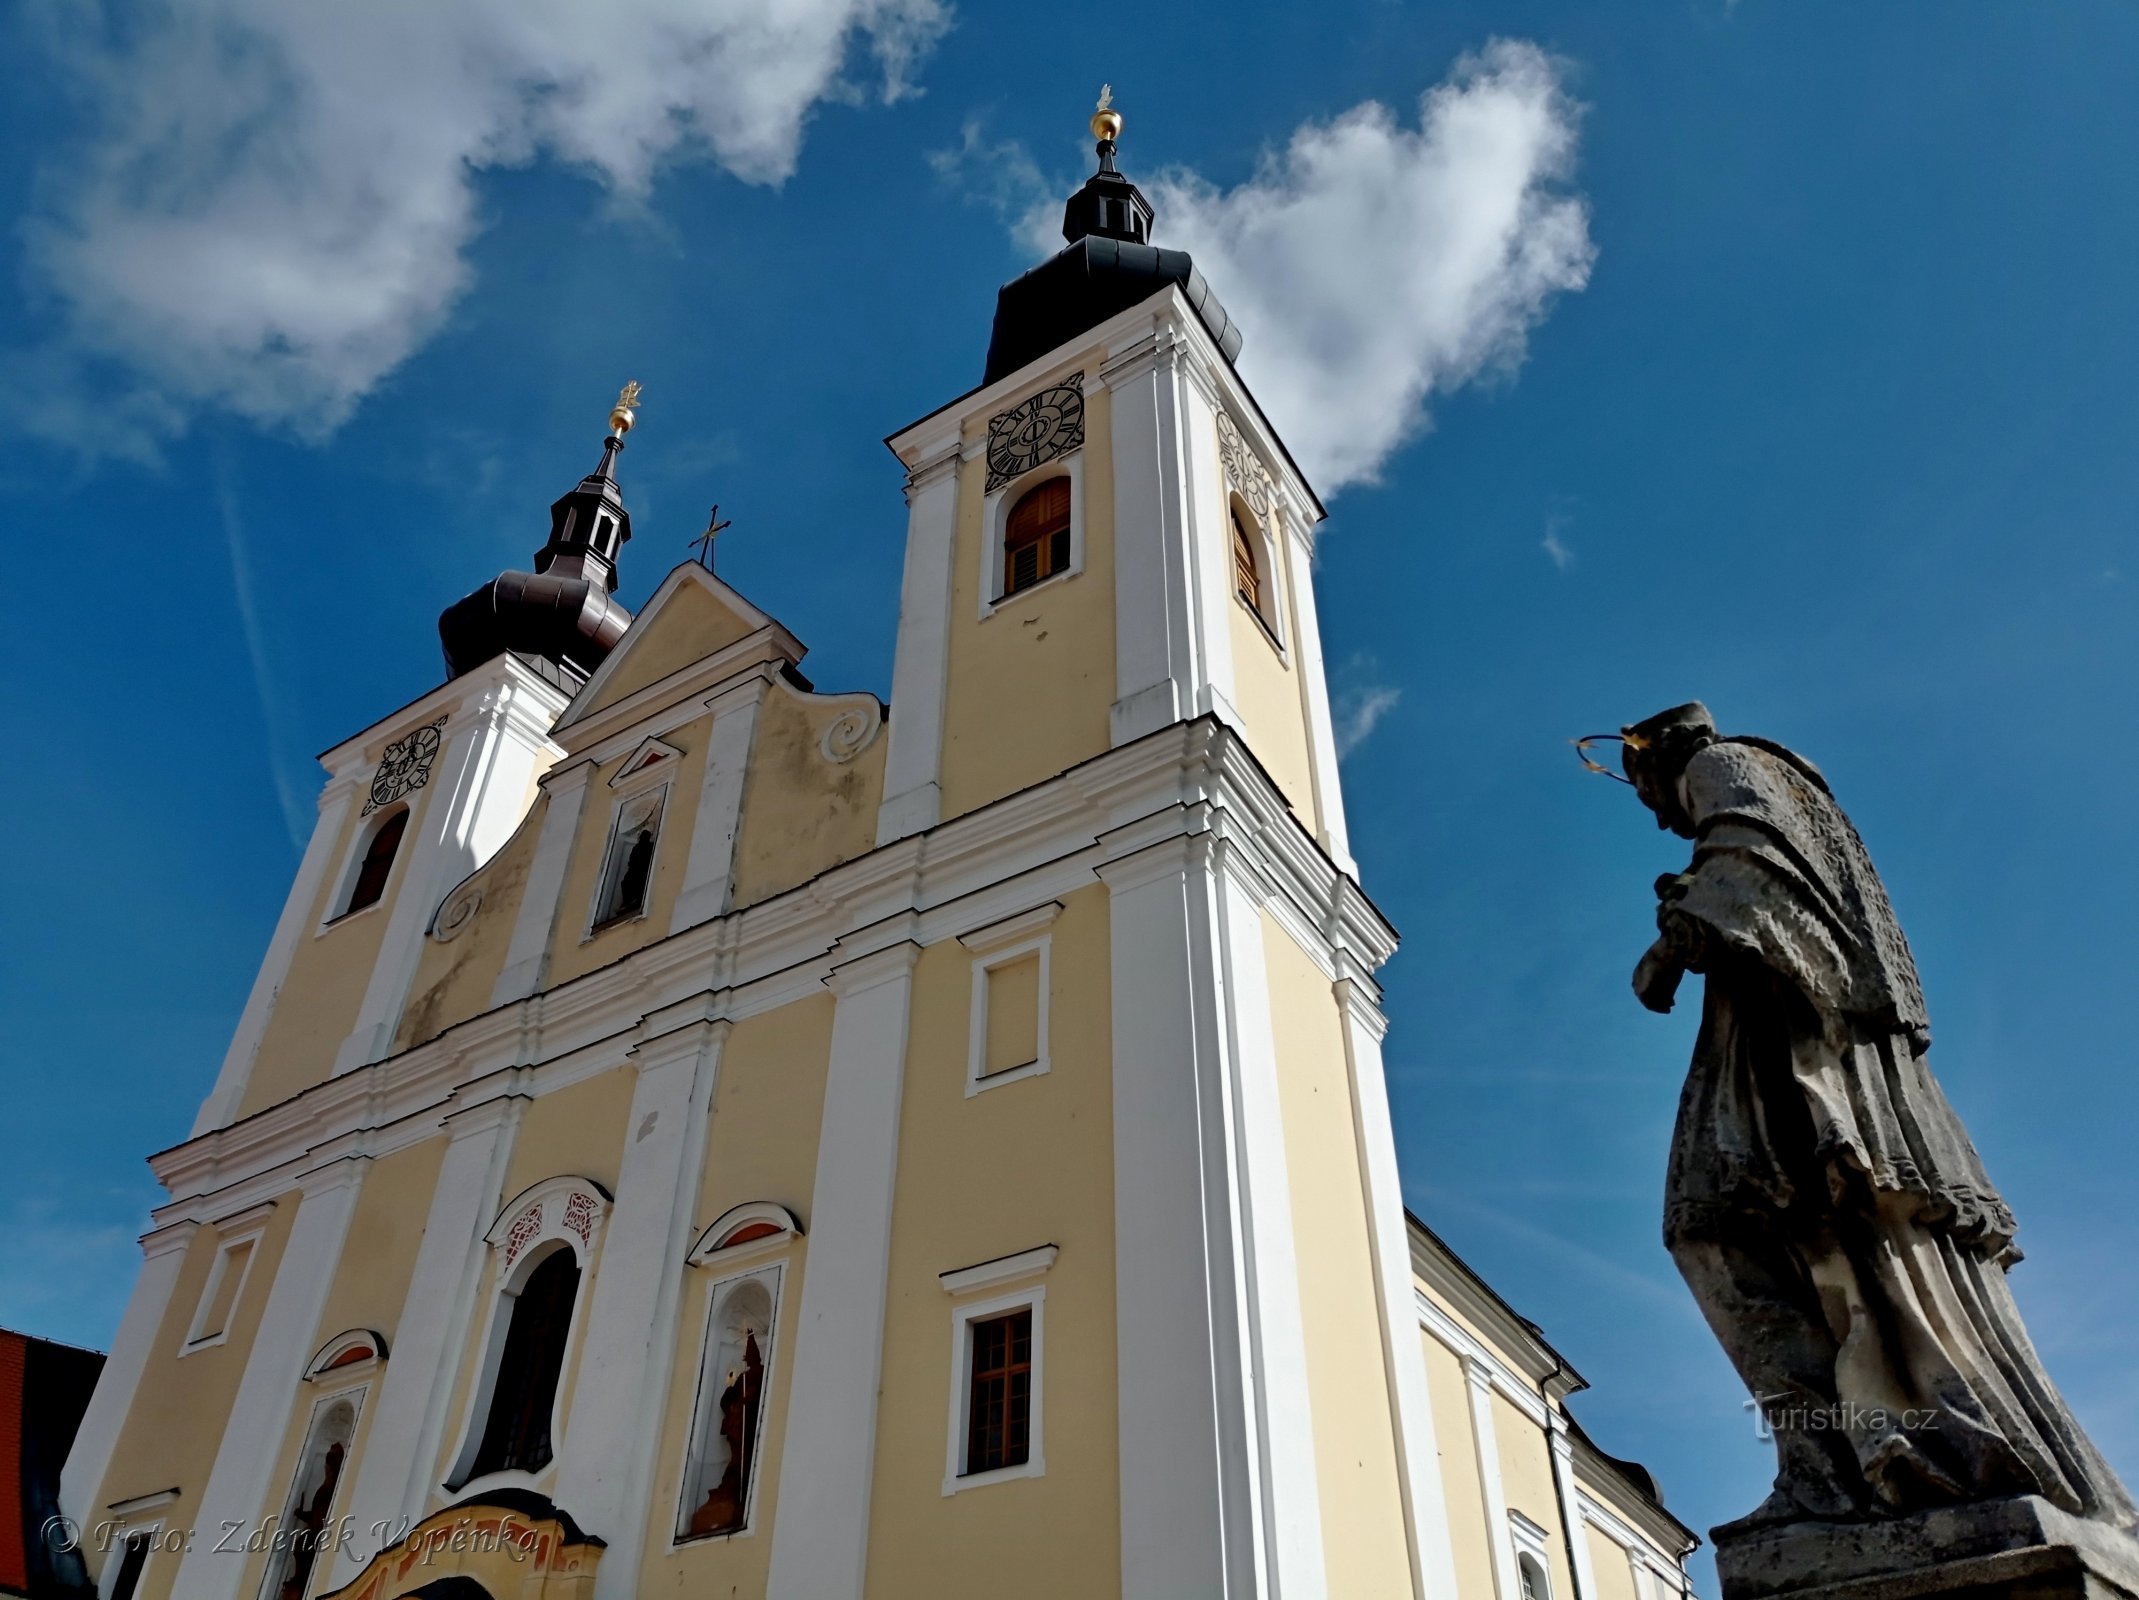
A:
[60,115,1696,1600]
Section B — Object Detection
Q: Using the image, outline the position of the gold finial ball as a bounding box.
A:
[610,379,643,437]
[1092,107,1123,143]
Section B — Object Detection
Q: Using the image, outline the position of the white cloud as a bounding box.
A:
[1335,683,1403,758]
[1150,41,1594,493]
[16,0,948,449]
[1542,512,1576,570]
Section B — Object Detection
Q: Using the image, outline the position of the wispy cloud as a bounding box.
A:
[216,464,308,849]
[1542,511,1576,570]
[1332,655,1404,757]
[928,116,1060,255]
[11,0,950,458]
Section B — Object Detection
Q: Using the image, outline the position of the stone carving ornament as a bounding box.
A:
[365,715,447,814]
[1215,409,1272,522]
[985,383,1085,493]
[1596,703,2135,1588]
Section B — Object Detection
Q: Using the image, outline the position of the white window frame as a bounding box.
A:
[958,902,1061,1097]
[584,767,673,938]
[1226,489,1289,659]
[939,1245,1057,1496]
[320,802,411,931]
[181,1205,273,1355]
[97,1519,167,1600]
[979,453,1086,619]
[672,1259,787,1546]
[1511,1509,1556,1600]
[256,1385,366,1600]
[441,1176,609,1496]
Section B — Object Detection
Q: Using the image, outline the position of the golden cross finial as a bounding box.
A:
[1092,84,1122,144]
[610,380,643,436]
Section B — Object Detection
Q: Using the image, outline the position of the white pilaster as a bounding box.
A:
[492,760,594,1006]
[877,435,962,843]
[556,1020,723,1599]
[671,678,768,930]
[1095,838,1257,1600]
[175,1157,368,1600]
[333,1095,525,1579]
[1178,362,1242,731]
[1104,328,1203,746]
[338,661,567,1073]
[192,774,362,1133]
[60,1222,198,1530]
[1465,1355,1522,1600]
[1549,1412,1602,1600]
[1281,508,1355,875]
[765,942,920,1600]
[1336,964,1458,1599]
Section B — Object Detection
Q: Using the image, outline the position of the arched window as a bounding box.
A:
[341,808,408,916]
[678,1274,779,1539]
[470,1246,579,1479]
[261,1394,359,1600]
[1230,504,1263,615]
[448,1177,607,1491]
[1002,477,1072,598]
[1518,1551,1552,1600]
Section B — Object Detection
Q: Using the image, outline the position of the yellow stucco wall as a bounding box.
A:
[1261,914,1411,1596]
[1227,542,1319,831]
[937,381,1118,824]
[239,790,427,1118]
[861,887,1118,1598]
[395,792,548,1053]
[542,721,710,989]
[1422,1333,1499,1600]
[727,684,886,913]
[91,1203,299,1600]
[1587,1523,1643,1600]
[634,994,834,1591]
[1495,1389,1575,1600]
[576,574,761,719]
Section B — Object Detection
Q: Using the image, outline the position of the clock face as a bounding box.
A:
[986,384,1086,491]
[367,718,445,812]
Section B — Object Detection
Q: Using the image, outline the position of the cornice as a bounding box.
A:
[156,717,1395,1215]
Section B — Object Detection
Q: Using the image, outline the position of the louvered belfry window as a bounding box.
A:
[1231,507,1262,614]
[1003,478,1071,598]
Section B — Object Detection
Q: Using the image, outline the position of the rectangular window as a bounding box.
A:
[592,787,666,929]
[106,1531,152,1600]
[982,955,1041,1078]
[186,1234,258,1349]
[963,1309,1033,1476]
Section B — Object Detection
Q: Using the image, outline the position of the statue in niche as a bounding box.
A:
[1594,703,2134,1535]
[688,1327,764,1538]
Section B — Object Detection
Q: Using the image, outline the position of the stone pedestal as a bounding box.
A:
[1716,1496,2139,1600]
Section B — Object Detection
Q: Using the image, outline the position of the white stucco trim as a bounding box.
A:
[491,760,594,1006]
[671,1259,787,1547]
[875,435,961,844]
[688,1203,803,1270]
[178,1206,274,1355]
[976,453,1085,620]
[1548,1410,1603,1600]
[671,675,770,932]
[61,1222,197,1533]
[1465,1353,1523,1600]
[962,930,1052,1096]
[173,1156,369,1600]
[1278,503,1354,874]
[940,1284,1047,1496]
[763,940,919,1600]
[937,1244,1058,1296]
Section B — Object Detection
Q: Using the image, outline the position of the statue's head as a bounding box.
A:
[1621,701,1717,837]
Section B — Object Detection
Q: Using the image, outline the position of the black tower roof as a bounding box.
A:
[438,397,639,683]
[982,104,1243,386]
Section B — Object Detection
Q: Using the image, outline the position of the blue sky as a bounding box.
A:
[4,2,2136,1588]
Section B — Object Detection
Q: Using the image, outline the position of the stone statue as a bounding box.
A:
[1606,703,2135,1593]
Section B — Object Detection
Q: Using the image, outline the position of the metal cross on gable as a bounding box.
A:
[689,505,732,571]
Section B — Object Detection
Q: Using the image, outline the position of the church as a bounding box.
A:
[58,104,1697,1600]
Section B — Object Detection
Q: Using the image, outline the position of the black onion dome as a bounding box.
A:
[982,121,1243,386]
[439,431,635,682]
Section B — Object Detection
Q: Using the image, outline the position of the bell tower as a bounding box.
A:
[875,97,1355,876]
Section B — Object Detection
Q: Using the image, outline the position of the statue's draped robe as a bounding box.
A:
[1662,739,2133,1524]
